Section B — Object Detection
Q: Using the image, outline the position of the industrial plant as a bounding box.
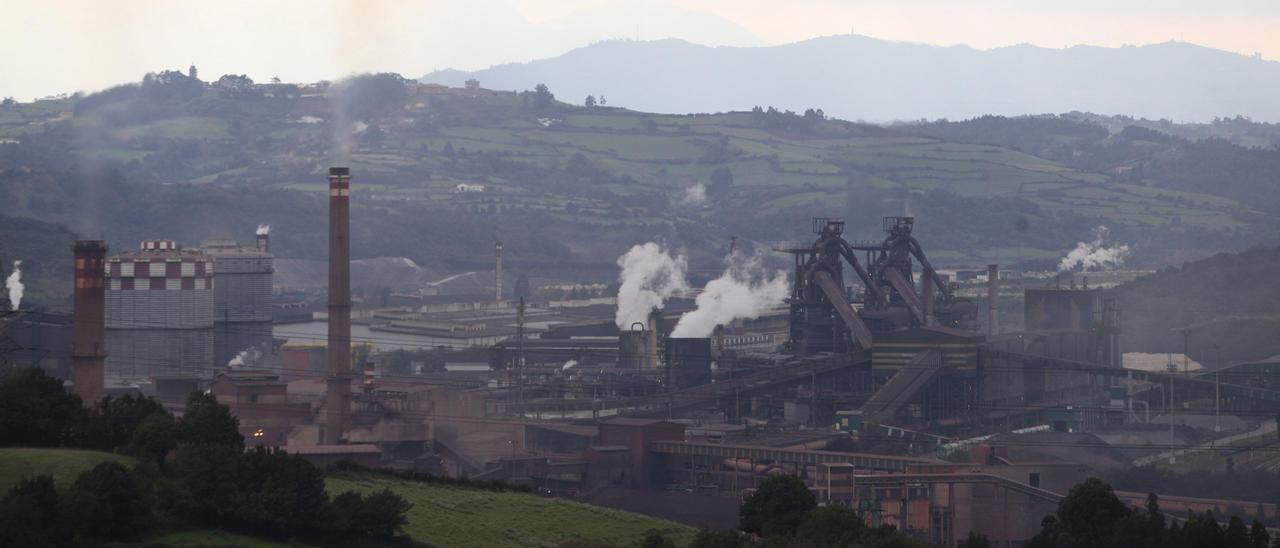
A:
[7,166,1277,546]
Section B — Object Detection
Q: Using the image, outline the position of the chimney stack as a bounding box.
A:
[987,264,999,336]
[72,240,108,405]
[324,167,352,444]
[495,240,503,302]
[256,234,269,253]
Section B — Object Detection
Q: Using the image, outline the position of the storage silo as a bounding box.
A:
[105,240,215,380]
[202,238,274,369]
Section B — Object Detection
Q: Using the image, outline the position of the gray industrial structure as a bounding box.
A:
[105,240,215,380]
[203,237,274,369]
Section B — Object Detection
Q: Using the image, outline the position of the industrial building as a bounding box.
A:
[104,240,215,380]
[202,234,274,369]
[50,166,1277,547]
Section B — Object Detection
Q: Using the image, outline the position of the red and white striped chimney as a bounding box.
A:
[71,240,108,405]
[324,167,352,444]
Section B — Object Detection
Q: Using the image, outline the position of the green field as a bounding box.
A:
[0,448,136,491]
[123,530,294,548]
[326,473,697,548]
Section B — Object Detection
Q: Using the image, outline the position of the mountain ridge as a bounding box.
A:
[421,35,1280,123]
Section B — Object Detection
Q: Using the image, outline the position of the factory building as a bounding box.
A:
[202,236,274,369]
[105,240,215,380]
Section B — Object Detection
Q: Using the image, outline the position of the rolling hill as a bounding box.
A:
[1,73,1276,307]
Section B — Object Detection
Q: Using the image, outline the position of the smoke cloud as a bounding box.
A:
[683,182,706,205]
[562,360,578,371]
[5,261,22,311]
[671,253,789,338]
[227,346,262,368]
[614,243,689,329]
[256,224,270,236]
[1059,225,1130,272]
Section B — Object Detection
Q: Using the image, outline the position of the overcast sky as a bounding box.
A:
[4,0,1278,101]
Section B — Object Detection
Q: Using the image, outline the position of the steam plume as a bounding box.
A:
[256,224,270,236]
[671,253,788,338]
[1059,226,1130,272]
[227,346,262,368]
[614,243,689,329]
[562,360,578,371]
[683,183,706,205]
[5,261,22,311]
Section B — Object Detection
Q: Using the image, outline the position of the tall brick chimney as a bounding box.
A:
[324,167,352,444]
[987,264,999,336]
[495,240,503,302]
[71,240,108,405]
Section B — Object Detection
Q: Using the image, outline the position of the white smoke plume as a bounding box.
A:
[256,224,270,236]
[227,346,262,368]
[683,182,706,205]
[1059,226,1130,272]
[614,243,689,329]
[562,360,578,371]
[671,253,789,338]
[5,261,22,311]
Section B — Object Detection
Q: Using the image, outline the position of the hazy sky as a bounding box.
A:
[4,0,1278,101]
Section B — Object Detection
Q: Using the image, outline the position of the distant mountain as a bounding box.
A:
[420,36,1280,123]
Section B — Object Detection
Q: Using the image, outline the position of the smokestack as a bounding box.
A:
[495,240,503,302]
[72,240,108,406]
[922,267,935,327]
[325,167,352,444]
[987,264,998,336]
[256,233,269,253]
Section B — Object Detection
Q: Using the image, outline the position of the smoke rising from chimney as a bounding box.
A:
[6,260,23,310]
[562,359,578,371]
[226,346,262,368]
[671,252,788,338]
[614,243,689,329]
[1059,225,1130,272]
[256,224,270,236]
[682,182,706,205]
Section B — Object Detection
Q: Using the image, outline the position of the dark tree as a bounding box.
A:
[127,411,178,466]
[1055,478,1131,548]
[159,442,243,525]
[708,167,734,198]
[228,447,330,538]
[738,474,816,537]
[357,488,413,539]
[795,505,866,546]
[639,529,676,548]
[958,531,993,548]
[1249,519,1269,548]
[66,461,154,541]
[0,475,71,547]
[83,393,168,450]
[584,95,597,108]
[1144,493,1165,548]
[688,529,754,548]
[177,391,243,447]
[0,367,87,447]
[1226,516,1251,548]
[533,83,555,109]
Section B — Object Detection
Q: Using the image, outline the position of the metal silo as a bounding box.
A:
[105,240,215,380]
[202,238,274,369]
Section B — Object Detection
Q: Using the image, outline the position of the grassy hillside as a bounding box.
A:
[327,472,697,547]
[0,447,135,491]
[2,74,1276,309]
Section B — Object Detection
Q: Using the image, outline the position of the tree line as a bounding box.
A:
[0,367,415,547]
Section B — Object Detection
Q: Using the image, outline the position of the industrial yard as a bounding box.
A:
[5,161,1275,546]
